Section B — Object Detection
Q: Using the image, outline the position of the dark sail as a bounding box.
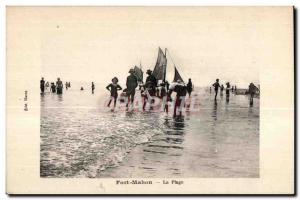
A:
[173,66,184,83]
[152,47,167,81]
[134,66,143,82]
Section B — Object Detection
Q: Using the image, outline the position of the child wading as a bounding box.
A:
[106,77,122,109]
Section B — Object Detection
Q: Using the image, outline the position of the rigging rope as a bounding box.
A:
[166,48,186,81]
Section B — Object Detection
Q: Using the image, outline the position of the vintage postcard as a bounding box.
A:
[6,6,294,194]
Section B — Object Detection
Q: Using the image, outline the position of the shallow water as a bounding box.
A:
[40,85,259,178]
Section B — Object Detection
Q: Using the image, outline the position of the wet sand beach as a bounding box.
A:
[40,85,259,178]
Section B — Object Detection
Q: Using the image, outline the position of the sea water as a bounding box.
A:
[40,83,259,178]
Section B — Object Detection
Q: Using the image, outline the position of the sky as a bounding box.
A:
[10,7,288,88]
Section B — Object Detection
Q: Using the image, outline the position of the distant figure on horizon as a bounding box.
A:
[235,85,237,92]
[168,80,187,118]
[186,78,193,97]
[40,77,45,94]
[50,82,56,93]
[65,82,68,90]
[91,82,95,94]
[126,69,138,108]
[209,87,211,93]
[212,79,221,100]
[231,86,234,92]
[56,78,63,94]
[106,77,122,108]
[248,82,259,106]
[80,87,84,91]
[226,82,231,102]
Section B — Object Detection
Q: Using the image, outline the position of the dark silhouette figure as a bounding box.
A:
[91,82,95,94]
[40,77,45,94]
[145,69,157,96]
[212,79,221,100]
[126,69,138,108]
[186,78,193,97]
[56,78,63,94]
[226,82,231,102]
[248,82,259,106]
[143,69,157,110]
[50,82,56,93]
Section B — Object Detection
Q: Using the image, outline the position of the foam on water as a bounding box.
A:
[40,83,259,178]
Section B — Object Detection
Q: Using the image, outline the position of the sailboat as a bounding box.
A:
[152,47,184,84]
[133,63,143,83]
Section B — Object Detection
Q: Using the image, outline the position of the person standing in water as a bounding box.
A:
[40,77,45,94]
[145,69,157,96]
[106,77,122,108]
[212,79,221,100]
[225,82,231,102]
[248,82,259,106]
[126,69,138,108]
[56,78,63,94]
[168,80,187,118]
[143,69,157,110]
[50,82,56,93]
[91,82,95,94]
[186,78,193,97]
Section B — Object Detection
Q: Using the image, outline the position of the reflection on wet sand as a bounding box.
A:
[41,87,259,178]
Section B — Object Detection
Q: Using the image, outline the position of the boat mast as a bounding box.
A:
[163,48,167,83]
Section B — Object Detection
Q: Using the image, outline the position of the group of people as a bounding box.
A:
[105,68,194,117]
[40,77,70,95]
[211,78,259,105]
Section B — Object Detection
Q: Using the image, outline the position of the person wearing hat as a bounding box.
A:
[145,69,157,96]
[106,77,122,108]
[126,69,138,108]
[212,78,221,100]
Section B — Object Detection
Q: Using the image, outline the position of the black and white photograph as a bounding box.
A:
[5,6,294,195]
